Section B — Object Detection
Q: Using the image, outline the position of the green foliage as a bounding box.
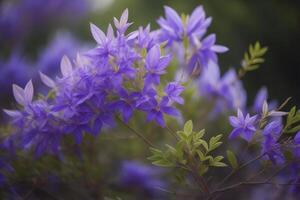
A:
[226,150,239,169]
[283,107,300,134]
[239,42,268,77]
[148,120,227,178]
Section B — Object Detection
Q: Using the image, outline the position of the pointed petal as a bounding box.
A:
[90,23,106,44]
[24,80,34,103]
[211,45,229,53]
[3,109,21,117]
[120,8,129,25]
[146,44,160,67]
[229,128,243,140]
[229,116,240,127]
[107,24,114,39]
[39,72,55,88]
[12,84,25,106]
[60,55,73,77]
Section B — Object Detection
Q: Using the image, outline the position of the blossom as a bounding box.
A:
[144,45,171,86]
[198,61,247,115]
[145,97,180,127]
[261,121,284,165]
[186,6,212,38]
[293,132,300,158]
[229,109,257,141]
[157,6,211,44]
[4,8,185,156]
[188,34,228,73]
[157,6,184,43]
[157,6,227,72]
[252,87,277,113]
[164,82,185,104]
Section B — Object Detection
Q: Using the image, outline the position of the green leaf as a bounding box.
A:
[241,42,268,75]
[208,156,227,167]
[195,139,209,152]
[184,120,193,136]
[212,162,227,167]
[226,150,238,169]
[208,134,223,152]
[152,160,174,167]
[196,150,206,161]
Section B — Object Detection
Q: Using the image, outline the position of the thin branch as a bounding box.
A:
[116,116,156,148]
[217,153,266,188]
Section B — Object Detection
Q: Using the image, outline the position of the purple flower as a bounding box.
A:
[186,6,212,38]
[157,6,184,43]
[137,25,156,50]
[157,6,211,44]
[4,80,64,157]
[198,61,247,115]
[293,132,300,158]
[229,109,257,141]
[114,9,132,35]
[119,161,166,196]
[188,34,228,73]
[164,82,185,104]
[261,121,284,165]
[112,88,137,123]
[4,8,186,156]
[145,97,180,127]
[252,87,277,113]
[144,45,171,86]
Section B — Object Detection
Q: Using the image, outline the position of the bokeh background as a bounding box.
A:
[0,1,300,199]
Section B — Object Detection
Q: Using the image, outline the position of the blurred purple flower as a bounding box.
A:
[0,53,32,96]
[0,0,89,45]
[37,32,84,77]
[119,161,166,196]
[198,61,247,115]
[188,34,228,74]
[261,121,284,165]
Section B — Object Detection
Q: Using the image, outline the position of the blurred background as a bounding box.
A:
[1,0,300,112]
[0,1,299,199]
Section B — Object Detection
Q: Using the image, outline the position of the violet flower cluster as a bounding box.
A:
[3,9,194,156]
[229,99,300,192]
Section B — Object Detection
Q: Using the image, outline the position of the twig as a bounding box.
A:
[116,116,156,148]
[217,153,266,188]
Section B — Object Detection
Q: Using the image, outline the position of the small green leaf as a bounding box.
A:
[226,150,238,169]
[184,120,193,136]
[208,134,223,152]
[152,160,174,167]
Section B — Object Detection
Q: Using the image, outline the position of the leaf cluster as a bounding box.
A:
[283,107,300,134]
[148,120,227,176]
[239,42,268,76]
